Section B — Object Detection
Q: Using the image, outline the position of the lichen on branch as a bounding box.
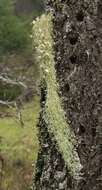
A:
[32,14,82,179]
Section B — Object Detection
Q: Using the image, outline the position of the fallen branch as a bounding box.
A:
[0,75,27,89]
[0,100,15,107]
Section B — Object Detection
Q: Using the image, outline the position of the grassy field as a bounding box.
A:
[0,96,40,190]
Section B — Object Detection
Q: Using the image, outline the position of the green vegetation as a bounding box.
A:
[0,0,44,56]
[32,0,44,17]
[0,96,40,189]
[0,0,43,189]
[0,0,30,55]
[0,82,23,101]
[32,14,82,178]
[0,96,39,160]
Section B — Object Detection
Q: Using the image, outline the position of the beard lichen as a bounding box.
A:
[32,14,82,179]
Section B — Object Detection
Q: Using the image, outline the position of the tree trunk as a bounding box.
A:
[33,81,72,190]
[33,0,102,189]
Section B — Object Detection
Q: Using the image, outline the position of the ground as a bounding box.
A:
[0,95,39,190]
[0,52,40,190]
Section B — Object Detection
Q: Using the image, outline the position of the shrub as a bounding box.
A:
[0,0,30,55]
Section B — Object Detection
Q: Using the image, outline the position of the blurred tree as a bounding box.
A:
[14,0,44,17]
[0,0,30,55]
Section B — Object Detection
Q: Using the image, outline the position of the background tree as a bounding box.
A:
[33,0,102,190]
[0,0,30,55]
[14,0,44,16]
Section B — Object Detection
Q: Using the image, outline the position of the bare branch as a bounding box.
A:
[0,75,27,89]
[0,100,15,108]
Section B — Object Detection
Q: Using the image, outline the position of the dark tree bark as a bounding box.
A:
[33,81,72,190]
[33,0,102,189]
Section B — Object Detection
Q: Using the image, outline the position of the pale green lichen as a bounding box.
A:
[32,14,82,179]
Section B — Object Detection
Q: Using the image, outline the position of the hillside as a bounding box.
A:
[0,53,40,190]
[0,0,43,189]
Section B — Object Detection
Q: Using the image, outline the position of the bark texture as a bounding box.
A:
[33,0,102,189]
[46,0,102,189]
[32,15,81,190]
[33,82,72,190]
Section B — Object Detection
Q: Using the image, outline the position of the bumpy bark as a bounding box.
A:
[46,0,102,190]
[33,0,102,189]
[33,82,72,190]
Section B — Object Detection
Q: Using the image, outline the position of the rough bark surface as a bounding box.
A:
[46,0,102,189]
[33,0,102,189]
[33,82,72,190]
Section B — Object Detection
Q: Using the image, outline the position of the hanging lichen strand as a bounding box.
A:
[32,14,82,179]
